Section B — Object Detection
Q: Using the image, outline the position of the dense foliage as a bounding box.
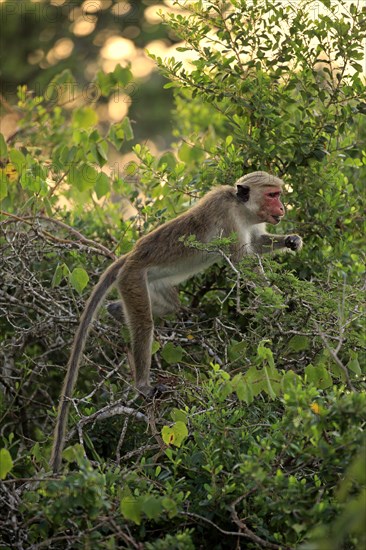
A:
[0,1,365,548]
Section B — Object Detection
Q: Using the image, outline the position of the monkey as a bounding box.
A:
[50,171,302,472]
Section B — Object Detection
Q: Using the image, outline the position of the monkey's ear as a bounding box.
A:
[236,184,250,202]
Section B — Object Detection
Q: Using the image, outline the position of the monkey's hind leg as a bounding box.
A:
[107,282,179,322]
[149,282,180,317]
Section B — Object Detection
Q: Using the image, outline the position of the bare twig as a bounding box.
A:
[230,502,292,549]
[76,401,148,430]
[116,417,130,463]
[218,249,243,313]
[146,401,166,450]
[0,210,116,259]
[314,321,355,391]
[120,444,160,462]
[181,510,292,550]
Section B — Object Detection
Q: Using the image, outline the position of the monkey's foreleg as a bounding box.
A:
[254,233,303,253]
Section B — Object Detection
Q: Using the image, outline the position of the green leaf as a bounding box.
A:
[177,142,203,163]
[305,364,333,389]
[257,340,275,369]
[69,267,89,294]
[282,370,302,393]
[95,172,110,198]
[263,366,277,399]
[221,380,233,399]
[347,355,362,375]
[244,365,266,397]
[62,443,86,465]
[69,163,98,191]
[96,71,114,96]
[162,426,175,446]
[151,340,161,354]
[121,116,134,141]
[232,375,251,402]
[158,152,177,170]
[0,172,8,200]
[288,335,310,352]
[109,117,134,150]
[112,64,133,86]
[163,81,179,89]
[141,496,163,520]
[88,140,109,167]
[96,141,109,165]
[171,420,188,447]
[228,340,247,361]
[109,123,125,151]
[52,263,68,288]
[161,342,185,364]
[328,360,347,382]
[162,496,178,517]
[170,408,188,423]
[9,149,26,173]
[46,69,75,102]
[31,442,43,462]
[0,448,13,479]
[125,161,137,175]
[120,496,142,525]
[161,497,179,520]
[0,133,7,159]
[72,107,98,129]
[162,421,188,447]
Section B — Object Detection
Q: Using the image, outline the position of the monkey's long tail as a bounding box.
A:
[50,256,126,473]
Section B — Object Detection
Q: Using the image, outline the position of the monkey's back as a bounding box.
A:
[131,185,237,266]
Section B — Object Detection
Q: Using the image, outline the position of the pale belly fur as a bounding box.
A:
[147,251,219,286]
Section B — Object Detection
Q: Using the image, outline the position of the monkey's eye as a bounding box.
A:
[267,192,279,198]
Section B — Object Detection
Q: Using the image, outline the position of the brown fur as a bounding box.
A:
[50,171,302,472]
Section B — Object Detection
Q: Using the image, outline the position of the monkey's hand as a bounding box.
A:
[285,235,303,251]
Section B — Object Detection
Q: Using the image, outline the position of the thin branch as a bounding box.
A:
[314,321,355,391]
[47,170,70,199]
[230,495,292,549]
[218,249,243,313]
[119,444,160,462]
[66,400,148,443]
[0,210,116,259]
[116,417,130,463]
[181,510,292,550]
[77,401,148,426]
[28,521,108,550]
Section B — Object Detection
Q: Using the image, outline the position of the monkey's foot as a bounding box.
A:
[137,384,171,399]
[154,383,172,395]
[106,300,125,321]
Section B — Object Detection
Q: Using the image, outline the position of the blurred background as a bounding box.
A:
[0,0,191,151]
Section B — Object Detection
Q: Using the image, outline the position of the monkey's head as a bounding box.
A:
[236,171,285,225]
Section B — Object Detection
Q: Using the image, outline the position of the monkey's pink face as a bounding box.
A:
[258,187,285,225]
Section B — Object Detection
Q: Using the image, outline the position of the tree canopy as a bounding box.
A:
[0,1,365,548]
